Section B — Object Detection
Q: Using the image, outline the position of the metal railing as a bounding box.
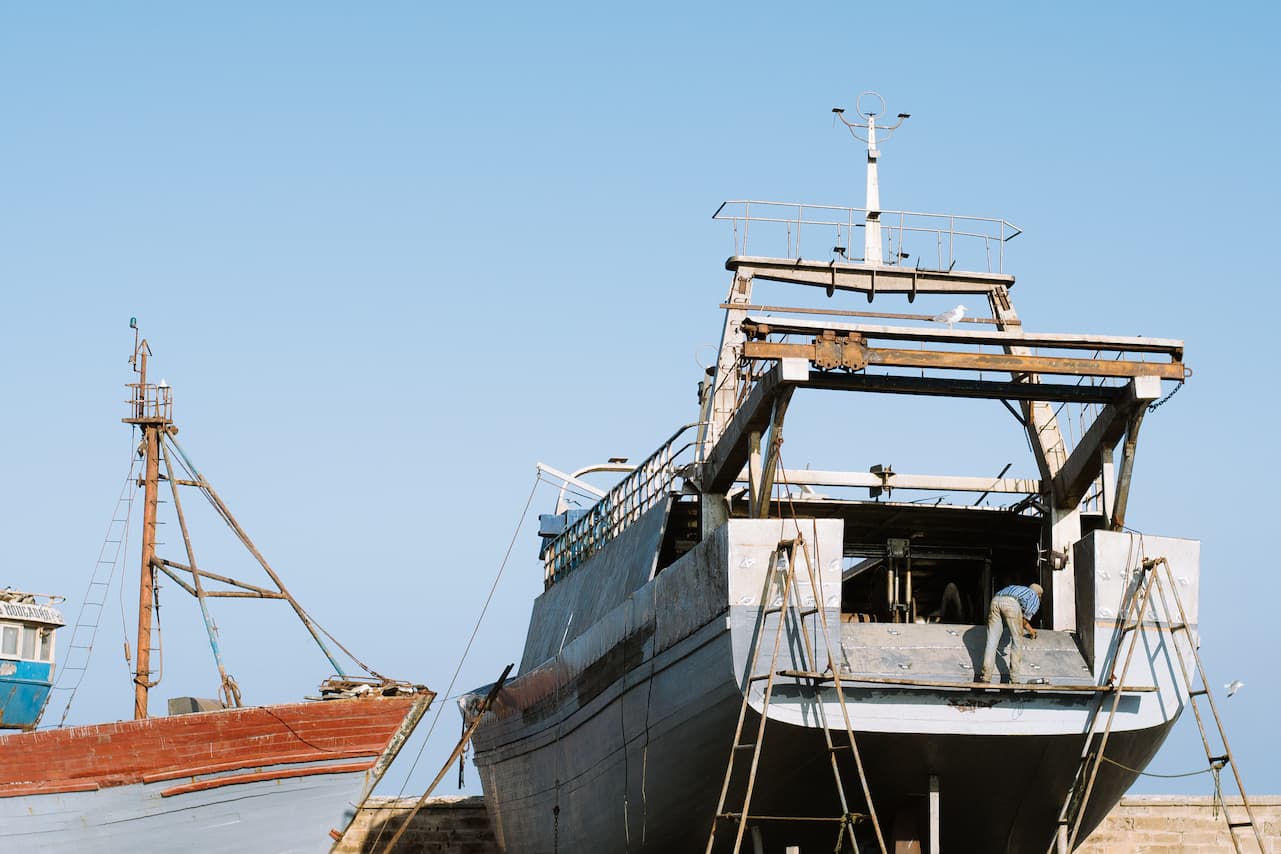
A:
[125,382,173,422]
[712,200,1022,274]
[543,423,701,585]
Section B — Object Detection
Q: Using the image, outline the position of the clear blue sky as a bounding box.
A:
[2,2,1277,801]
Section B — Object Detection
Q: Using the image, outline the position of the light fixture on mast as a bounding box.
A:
[833,92,909,266]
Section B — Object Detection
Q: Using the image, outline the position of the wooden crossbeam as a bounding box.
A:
[742,315,1184,358]
[868,347,1184,380]
[153,557,284,598]
[729,256,1014,296]
[778,468,1042,495]
[741,340,1184,381]
[700,360,808,494]
[801,372,1129,404]
[1052,377,1161,507]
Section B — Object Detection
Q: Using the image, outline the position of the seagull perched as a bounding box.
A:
[933,304,967,329]
[1225,679,1244,697]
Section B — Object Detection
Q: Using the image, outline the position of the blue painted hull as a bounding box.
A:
[0,661,53,731]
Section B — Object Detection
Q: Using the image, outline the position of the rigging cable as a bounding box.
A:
[366,471,541,854]
[161,433,385,680]
[48,439,141,728]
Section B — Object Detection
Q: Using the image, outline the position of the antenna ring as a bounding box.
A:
[856,91,886,119]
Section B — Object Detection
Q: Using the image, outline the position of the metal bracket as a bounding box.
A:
[813,331,869,371]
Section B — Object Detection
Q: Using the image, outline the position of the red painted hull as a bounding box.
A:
[0,695,421,799]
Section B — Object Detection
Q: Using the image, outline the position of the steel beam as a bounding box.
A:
[728,256,1014,296]
[800,372,1128,404]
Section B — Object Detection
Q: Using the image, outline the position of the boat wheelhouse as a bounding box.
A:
[0,590,63,731]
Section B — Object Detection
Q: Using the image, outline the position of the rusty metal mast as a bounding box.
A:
[122,319,172,720]
[119,321,377,719]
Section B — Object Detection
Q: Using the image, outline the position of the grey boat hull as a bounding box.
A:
[471,513,1193,853]
[473,613,1173,853]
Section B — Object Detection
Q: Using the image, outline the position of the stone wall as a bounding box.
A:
[336,796,498,854]
[341,794,1280,852]
[1077,796,1281,853]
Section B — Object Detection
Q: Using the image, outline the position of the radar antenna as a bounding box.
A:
[832,92,909,265]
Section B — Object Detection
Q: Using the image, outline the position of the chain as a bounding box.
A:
[1147,381,1184,413]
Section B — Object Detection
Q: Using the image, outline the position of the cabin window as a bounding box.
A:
[39,628,53,662]
[21,626,37,660]
[1,625,16,657]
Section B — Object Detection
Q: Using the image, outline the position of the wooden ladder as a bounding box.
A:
[1054,555,1266,853]
[704,536,886,854]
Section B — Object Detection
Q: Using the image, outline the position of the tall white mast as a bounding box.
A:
[833,92,908,266]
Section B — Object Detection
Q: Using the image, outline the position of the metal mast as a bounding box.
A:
[122,320,172,719]
[833,92,909,265]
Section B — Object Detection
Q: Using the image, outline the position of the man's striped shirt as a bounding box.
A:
[995,585,1040,619]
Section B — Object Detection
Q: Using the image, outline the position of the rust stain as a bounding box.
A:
[947,696,1000,713]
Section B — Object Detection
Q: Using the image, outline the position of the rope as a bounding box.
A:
[1098,754,1214,779]
[162,434,384,680]
[367,472,540,853]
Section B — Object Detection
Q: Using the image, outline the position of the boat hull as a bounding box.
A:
[0,694,430,853]
[473,618,1175,853]
[471,516,1193,853]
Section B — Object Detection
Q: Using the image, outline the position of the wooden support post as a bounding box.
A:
[753,388,794,519]
[747,430,763,518]
[929,775,940,854]
[134,424,160,720]
[1110,410,1146,531]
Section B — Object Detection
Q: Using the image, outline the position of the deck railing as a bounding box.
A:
[712,200,1021,274]
[125,382,173,423]
[543,423,701,585]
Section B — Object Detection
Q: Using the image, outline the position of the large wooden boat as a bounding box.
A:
[465,97,1197,852]
[0,331,432,852]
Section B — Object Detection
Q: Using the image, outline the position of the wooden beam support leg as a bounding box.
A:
[753,387,794,519]
[1110,410,1146,531]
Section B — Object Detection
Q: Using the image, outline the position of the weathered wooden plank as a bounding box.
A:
[0,696,418,791]
[742,340,1183,380]
[728,255,1014,295]
[778,468,1042,495]
[1052,377,1161,507]
[699,360,809,494]
[867,347,1184,380]
[743,314,1184,357]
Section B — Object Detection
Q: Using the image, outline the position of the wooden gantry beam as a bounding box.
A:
[700,359,808,495]
[741,339,1185,381]
[742,315,1184,359]
[728,256,1014,298]
[1051,377,1161,509]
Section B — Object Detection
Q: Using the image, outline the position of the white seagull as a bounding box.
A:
[933,304,967,329]
[1225,679,1244,697]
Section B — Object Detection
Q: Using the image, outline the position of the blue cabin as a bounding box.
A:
[0,590,64,731]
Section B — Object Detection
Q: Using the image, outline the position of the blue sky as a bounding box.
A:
[2,1,1277,803]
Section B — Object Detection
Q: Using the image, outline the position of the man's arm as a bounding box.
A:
[1022,615,1038,640]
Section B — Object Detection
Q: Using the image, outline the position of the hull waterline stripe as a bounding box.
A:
[159,760,372,798]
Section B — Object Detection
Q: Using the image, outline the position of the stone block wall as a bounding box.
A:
[1077,796,1281,853]
[340,794,1280,852]
[336,796,498,854]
